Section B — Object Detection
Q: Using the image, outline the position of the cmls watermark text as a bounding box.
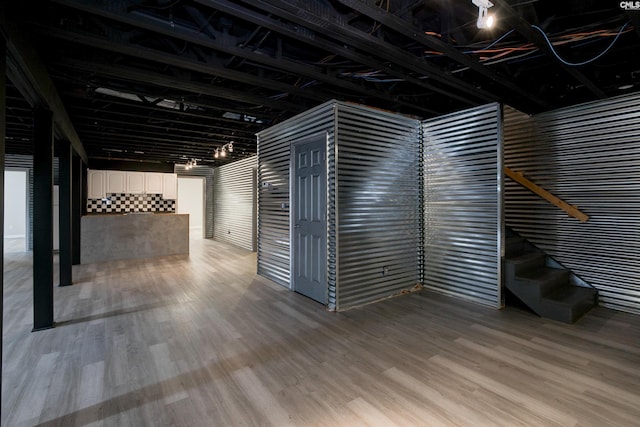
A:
[620,1,640,10]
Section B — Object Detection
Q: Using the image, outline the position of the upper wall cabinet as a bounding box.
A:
[126,172,146,194]
[88,169,178,199]
[105,171,126,194]
[88,169,105,199]
[162,173,178,199]
[145,173,164,194]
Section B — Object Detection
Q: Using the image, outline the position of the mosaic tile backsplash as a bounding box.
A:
[87,193,176,214]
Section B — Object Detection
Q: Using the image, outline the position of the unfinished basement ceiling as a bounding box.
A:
[5,0,640,165]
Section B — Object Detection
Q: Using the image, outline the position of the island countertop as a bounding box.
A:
[81,213,189,264]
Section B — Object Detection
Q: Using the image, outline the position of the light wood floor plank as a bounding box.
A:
[3,238,640,426]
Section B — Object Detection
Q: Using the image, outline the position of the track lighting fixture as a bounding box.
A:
[184,158,198,170]
[473,0,495,29]
[213,141,234,160]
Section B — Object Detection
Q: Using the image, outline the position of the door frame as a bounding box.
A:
[176,176,206,239]
[4,168,29,252]
[289,132,329,301]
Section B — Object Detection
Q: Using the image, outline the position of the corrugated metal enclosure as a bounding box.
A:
[335,104,421,309]
[503,93,640,315]
[257,102,336,290]
[422,103,504,308]
[213,156,257,251]
[174,164,214,239]
[257,100,421,310]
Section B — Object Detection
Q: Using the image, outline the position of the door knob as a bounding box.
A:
[294,224,300,228]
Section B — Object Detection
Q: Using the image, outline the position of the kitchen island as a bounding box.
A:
[81,213,189,264]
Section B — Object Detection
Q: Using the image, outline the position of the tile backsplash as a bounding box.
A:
[87,193,176,214]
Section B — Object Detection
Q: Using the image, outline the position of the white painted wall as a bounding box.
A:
[4,170,27,239]
[177,177,204,239]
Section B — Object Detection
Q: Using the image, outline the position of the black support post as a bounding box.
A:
[58,140,72,286]
[33,108,55,331]
[71,153,81,265]
[1,27,7,418]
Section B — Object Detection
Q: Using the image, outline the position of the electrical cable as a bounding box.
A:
[532,22,631,66]
[466,29,515,53]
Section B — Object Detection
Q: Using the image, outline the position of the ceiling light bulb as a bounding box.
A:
[473,0,495,29]
[214,149,219,159]
[228,142,233,153]
[221,147,227,157]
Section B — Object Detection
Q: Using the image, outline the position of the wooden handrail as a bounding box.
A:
[505,166,589,223]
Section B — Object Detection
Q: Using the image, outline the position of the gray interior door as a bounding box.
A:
[292,135,327,304]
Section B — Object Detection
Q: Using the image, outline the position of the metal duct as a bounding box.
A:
[257,101,336,293]
[335,104,421,309]
[213,156,257,251]
[174,165,214,238]
[503,93,640,315]
[423,103,503,308]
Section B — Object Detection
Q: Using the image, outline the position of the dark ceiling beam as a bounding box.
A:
[71,114,255,141]
[53,57,306,113]
[36,25,329,104]
[196,0,477,108]
[82,139,250,163]
[75,121,247,144]
[491,0,606,99]
[239,0,507,106]
[1,11,88,162]
[84,137,250,156]
[625,11,640,39]
[49,0,434,116]
[62,92,268,129]
[221,0,500,105]
[334,0,549,110]
[67,104,259,135]
[77,128,238,148]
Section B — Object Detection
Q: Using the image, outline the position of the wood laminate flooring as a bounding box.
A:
[3,238,640,426]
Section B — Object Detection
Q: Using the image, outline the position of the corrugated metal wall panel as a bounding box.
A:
[503,93,640,315]
[213,156,257,251]
[174,165,214,238]
[335,104,421,309]
[257,102,336,291]
[423,103,503,308]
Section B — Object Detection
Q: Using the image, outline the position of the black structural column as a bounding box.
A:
[1,25,8,418]
[33,108,55,331]
[58,139,72,286]
[71,153,81,265]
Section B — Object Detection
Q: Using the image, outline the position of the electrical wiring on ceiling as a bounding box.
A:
[422,22,633,67]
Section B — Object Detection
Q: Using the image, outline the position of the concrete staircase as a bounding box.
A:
[505,234,597,323]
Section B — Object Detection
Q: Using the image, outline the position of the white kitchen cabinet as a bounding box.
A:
[145,173,164,194]
[162,173,178,199]
[126,172,145,194]
[105,170,126,194]
[87,169,106,199]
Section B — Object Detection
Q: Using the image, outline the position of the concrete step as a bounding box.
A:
[515,267,570,297]
[505,251,545,277]
[541,286,597,323]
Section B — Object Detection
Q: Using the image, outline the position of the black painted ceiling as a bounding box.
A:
[5,0,640,166]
